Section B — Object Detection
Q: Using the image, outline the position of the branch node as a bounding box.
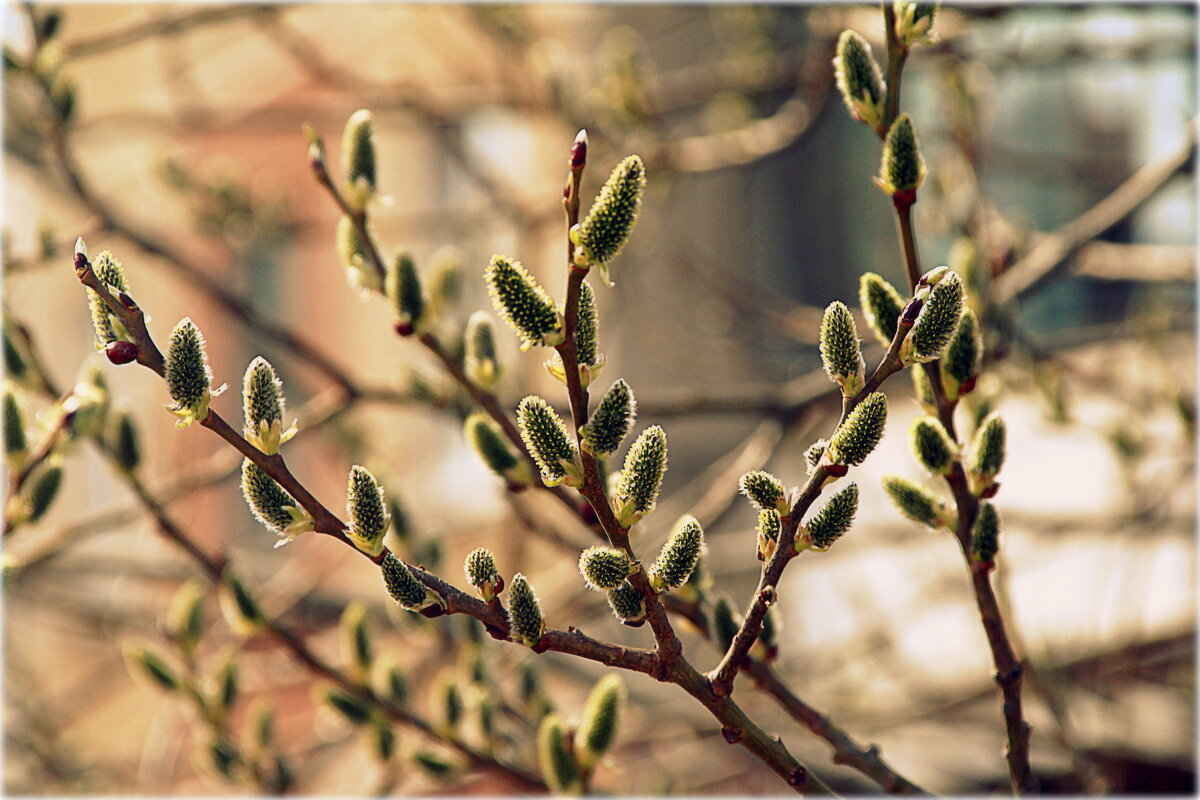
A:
[720,726,744,745]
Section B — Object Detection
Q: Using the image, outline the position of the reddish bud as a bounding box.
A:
[900,297,923,326]
[981,481,1001,499]
[493,574,505,595]
[891,187,918,209]
[105,341,139,365]
[960,375,978,395]
[394,321,414,337]
[530,635,551,655]
[418,604,446,619]
[569,129,587,169]
[825,463,849,478]
[73,252,88,271]
[720,727,744,745]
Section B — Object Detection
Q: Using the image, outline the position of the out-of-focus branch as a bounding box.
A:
[63,6,279,60]
[993,117,1197,305]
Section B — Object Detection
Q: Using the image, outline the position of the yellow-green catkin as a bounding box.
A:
[577,674,623,771]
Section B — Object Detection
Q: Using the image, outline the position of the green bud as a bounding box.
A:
[606,581,647,624]
[336,215,370,279]
[967,413,1006,494]
[387,251,424,333]
[241,459,313,545]
[912,364,936,414]
[910,416,957,475]
[537,713,581,795]
[578,546,636,592]
[25,459,63,523]
[107,410,140,472]
[221,574,265,633]
[739,470,786,512]
[347,465,390,557]
[373,721,396,761]
[216,656,239,713]
[581,378,636,457]
[648,515,704,592]
[252,701,276,750]
[506,573,546,647]
[340,601,373,677]
[4,325,28,384]
[477,694,496,744]
[464,311,501,389]
[820,301,866,396]
[271,753,295,790]
[859,272,905,347]
[828,392,887,466]
[711,595,740,653]
[464,413,529,487]
[485,255,562,350]
[903,271,963,364]
[384,661,408,706]
[971,502,1000,564]
[756,509,781,561]
[321,686,372,726]
[517,395,580,487]
[882,475,953,529]
[464,547,502,602]
[381,553,430,611]
[204,737,241,780]
[803,483,858,551]
[941,308,982,401]
[165,318,219,428]
[577,279,600,367]
[613,425,668,526]
[87,250,130,349]
[439,676,463,731]
[341,109,376,202]
[123,642,179,692]
[894,0,939,47]
[577,674,623,770]
[833,30,885,130]
[166,578,206,653]
[242,357,294,455]
[878,113,926,197]
[576,155,646,274]
[519,662,541,707]
[4,386,26,465]
[413,750,457,778]
[426,245,462,318]
[804,439,829,474]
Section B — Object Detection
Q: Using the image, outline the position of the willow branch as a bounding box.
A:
[992,116,1197,305]
[15,325,546,791]
[33,84,359,395]
[880,18,1037,791]
[707,314,912,697]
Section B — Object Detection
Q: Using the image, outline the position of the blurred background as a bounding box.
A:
[3,2,1196,795]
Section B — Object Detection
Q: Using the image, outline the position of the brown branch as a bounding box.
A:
[992,116,1197,305]
[14,321,547,791]
[879,14,1038,790]
[550,146,835,797]
[72,248,657,671]
[659,593,929,795]
[20,50,359,395]
[707,312,912,697]
[63,5,279,60]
